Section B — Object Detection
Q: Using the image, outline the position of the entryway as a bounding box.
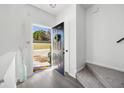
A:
[32,22,65,76]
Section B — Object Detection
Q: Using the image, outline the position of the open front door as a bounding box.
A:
[52,22,64,75]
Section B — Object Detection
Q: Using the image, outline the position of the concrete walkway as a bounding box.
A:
[33,49,50,67]
[33,49,50,56]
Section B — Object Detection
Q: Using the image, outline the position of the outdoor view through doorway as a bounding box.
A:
[32,24,51,72]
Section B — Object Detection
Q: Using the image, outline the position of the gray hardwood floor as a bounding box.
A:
[17,68,83,88]
[76,63,124,88]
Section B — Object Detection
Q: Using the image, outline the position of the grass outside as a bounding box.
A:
[33,43,51,50]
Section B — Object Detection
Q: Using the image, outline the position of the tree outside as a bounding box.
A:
[33,30,51,43]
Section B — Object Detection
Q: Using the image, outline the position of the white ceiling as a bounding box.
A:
[82,4,94,9]
[32,4,71,16]
[31,4,93,16]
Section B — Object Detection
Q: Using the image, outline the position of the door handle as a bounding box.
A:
[63,50,68,54]
[65,50,68,52]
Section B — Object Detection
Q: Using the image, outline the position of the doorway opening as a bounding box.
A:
[32,24,51,72]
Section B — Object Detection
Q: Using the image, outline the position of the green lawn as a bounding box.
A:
[33,43,51,50]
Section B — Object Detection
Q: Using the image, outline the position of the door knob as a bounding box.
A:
[65,50,68,52]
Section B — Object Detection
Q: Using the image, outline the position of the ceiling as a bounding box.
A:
[32,4,70,16]
[31,4,93,16]
[82,4,94,9]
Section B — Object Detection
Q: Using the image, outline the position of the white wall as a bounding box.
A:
[0,52,16,81]
[76,5,86,72]
[0,5,56,78]
[0,55,16,88]
[56,5,77,77]
[86,4,124,72]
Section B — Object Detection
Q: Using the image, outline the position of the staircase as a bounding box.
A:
[76,63,124,88]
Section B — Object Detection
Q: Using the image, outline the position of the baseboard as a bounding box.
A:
[77,64,86,72]
[68,72,76,78]
[86,60,124,72]
[68,64,86,78]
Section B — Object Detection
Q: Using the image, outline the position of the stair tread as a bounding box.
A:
[87,63,124,88]
[77,67,105,88]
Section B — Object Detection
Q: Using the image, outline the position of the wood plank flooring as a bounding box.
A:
[18,68,83,88]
